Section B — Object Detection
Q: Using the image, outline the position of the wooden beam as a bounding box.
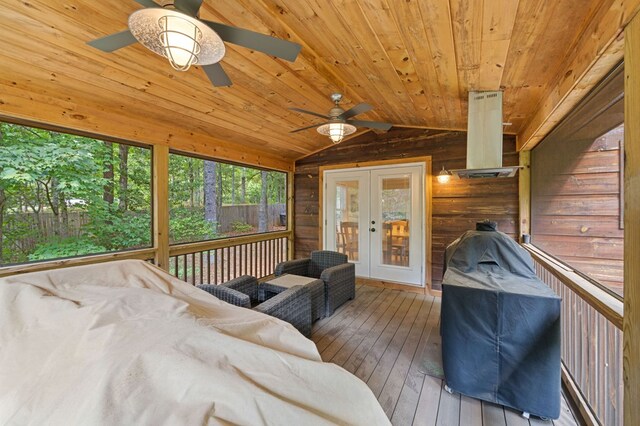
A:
[0,248,156,278]
[624,10,640,426]
[153,145,170,270]
[518,150,531,240]
[287,170,295,259]
[518,0,640,151]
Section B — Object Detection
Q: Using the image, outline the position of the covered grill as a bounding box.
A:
[441,222,561,419]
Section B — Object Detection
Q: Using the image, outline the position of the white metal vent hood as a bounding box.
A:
[450,91,520,179]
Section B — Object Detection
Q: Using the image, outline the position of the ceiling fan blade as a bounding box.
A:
[173,0,203,17]
[290,123,327,134]
[289,107,329,120]
[338,103,373,120]
[202,63,232,87]
[87,30,137,52]
[133,0,160,7]
[348,120,393,131]
[204,20,301,62]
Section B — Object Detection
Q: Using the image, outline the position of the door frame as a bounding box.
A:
[319,156,432,290]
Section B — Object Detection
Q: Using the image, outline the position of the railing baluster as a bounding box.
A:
[213,248,218,285]
[529,250,623,426]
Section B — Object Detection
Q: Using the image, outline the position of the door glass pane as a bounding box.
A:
[381,176,410,266]
[335,180,359,261]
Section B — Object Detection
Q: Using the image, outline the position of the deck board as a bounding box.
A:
[312,285,580,426]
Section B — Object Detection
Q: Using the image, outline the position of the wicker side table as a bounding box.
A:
[261,274,325,321]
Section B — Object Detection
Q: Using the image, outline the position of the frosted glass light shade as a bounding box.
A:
[128,9,225,71]
[437,167,451,184]
[317,122,356,143]
[158,14,201,71]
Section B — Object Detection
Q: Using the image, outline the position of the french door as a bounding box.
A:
[324,164,424,286]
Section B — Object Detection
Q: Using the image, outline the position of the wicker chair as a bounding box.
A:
[275,250,355,317]
[197,275,312,337]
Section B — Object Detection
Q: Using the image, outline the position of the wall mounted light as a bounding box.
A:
[437,166,451,184]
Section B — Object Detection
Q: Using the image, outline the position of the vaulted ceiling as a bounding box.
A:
[0,0,637,170]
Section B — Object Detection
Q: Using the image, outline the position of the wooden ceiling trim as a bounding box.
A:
[517,0,640,151]
[417,0,464,128]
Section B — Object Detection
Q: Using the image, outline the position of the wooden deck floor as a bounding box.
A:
[311,285,580,426]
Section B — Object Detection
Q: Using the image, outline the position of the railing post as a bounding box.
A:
[624,10,640,425]
[153,145,170,270]
[518,150,531,242]
[287,170,294,260]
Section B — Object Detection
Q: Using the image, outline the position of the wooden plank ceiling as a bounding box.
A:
[0,0,637,170]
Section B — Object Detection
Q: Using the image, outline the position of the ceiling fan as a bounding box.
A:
[290,93,393,143]
[87,0,301,87]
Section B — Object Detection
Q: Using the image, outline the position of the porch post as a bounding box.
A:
[287,170,295,260]
[518,150,531,241]
[624,10,640,425]
[153,145,170,270]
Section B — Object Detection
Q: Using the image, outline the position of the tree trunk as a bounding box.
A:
[118,144,129,212]
[103,142,114,204]
[231,166,236,205]
[258,170,268,232]
[0,188,5,264]
[217,166,223,213]
[241,168,246,203]
[189,158,195,208]
[59,191,69,238]
[204,160,218,234]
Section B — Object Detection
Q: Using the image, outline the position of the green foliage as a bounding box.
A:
[28,237,107,261]
[169,207,219,244]
[0,123,152,265]
[85,204,151,249]
[231,221,253,233]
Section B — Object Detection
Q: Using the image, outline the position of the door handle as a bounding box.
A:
[370,228,376,232]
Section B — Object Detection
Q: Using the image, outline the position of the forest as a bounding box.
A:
[0,123,286,266]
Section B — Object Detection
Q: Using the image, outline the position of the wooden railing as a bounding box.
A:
[523,244,623,426]
[168,231,291,286]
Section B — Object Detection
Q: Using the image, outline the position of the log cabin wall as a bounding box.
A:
[294,128,519,290]
[531,125,624,296]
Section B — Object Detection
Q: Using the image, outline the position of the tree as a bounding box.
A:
[204,160,218,234]
[258,170,268,232]
[103,142,114,205]
[118,144,129,211]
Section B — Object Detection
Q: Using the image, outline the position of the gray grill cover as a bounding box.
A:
[441,230,561,419]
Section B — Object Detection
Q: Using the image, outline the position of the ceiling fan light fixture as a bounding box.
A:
[128,8,225,71]
[317,122,356,143]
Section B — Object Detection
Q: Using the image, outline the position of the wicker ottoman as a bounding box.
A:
[261,274,325,321]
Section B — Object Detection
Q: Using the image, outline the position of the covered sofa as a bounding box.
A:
[0,260,389,425]
[441,225,561,419]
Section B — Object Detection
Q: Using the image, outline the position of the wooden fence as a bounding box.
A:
[4,204,286,250]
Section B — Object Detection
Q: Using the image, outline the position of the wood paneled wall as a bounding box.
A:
[294,128,519,290]
[532,126,624,295]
